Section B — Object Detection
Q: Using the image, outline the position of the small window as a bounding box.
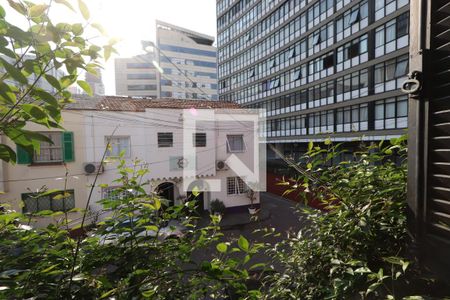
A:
[106,136,130,157]
[323,54,334,69]
[396,13,409,37]
[193,132,207,147]
[375,101,385,120]
[313,33,321,45]
[22,190,75,213]
[348,43,360,59]
[268,59,276,68]
[248,69,255,78]
[288,48,296,58]
[34,132,63,163]
[395,59,409,78]
[292,70,302,81]
[397,98,408,117]
[348,9,360,25]
[227,177,247,195]
[102,186,131,201]
[158,132,173,148]
[271,78,280,89]
[226,135,245,153]
[386,99,396,119]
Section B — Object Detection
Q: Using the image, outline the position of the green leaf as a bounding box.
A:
[324,138,331,145]
[77,80,92,96]
[6,0,27,15]
[91,23,107,36]
[77,0,90,20]
[354,267,371,274]
[31,89,58,106]
[0,57,27,84]
[22,104,47,121]
[249,263,265,270]
[238,235,249,251]
[55,0,75,12]
[0,82,16,104]
[192,186,200,197]
[308,141,313,152]
[144,225,158,232]
[29,4,48,18]
[366,282,381,295]
[0,5,5,18]
[44,74,61,90]
[71,23,83,35]
[103,45,112,61]
[216,243,228,253]
[100,288,117,299]
[0,144,16,163]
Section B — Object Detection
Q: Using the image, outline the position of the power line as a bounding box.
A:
[0,142,230,183]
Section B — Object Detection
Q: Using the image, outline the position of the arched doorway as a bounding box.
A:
[155,182,175,207]
[186,180,209,213]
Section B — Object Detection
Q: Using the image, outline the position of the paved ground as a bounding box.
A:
[193,193,309,268]
[220,192,308,243]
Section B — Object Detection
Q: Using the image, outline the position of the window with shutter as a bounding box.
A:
[16,131,74,164]
[408,0,450,279]
[16,145,32,164]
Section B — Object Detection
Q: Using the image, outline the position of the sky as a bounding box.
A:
[91,0,217,94]
[4,0,217,94]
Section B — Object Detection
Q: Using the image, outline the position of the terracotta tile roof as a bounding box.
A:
[66,95,240,111]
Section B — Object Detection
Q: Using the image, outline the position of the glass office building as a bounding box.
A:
[217,0,409,162]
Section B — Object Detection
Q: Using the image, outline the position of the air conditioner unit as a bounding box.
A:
[216,160,229,171]
[83,162,104,175]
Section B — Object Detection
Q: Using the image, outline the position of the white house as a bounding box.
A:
[0,96,264,227]
[72,96,263,213]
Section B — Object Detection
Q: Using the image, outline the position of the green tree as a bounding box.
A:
[263,137,412,299]
[0,0,115,163]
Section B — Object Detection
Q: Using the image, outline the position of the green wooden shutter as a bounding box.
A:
[62,132,74,162]
[16,145,31,164]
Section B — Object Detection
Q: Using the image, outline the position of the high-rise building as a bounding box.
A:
[114,21,218,100]
[217,0,410,163]
[115,53,158,97]
[156,20,218,100]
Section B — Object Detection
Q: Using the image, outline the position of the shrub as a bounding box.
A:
[0,158,263,299]
[210,199,226,215]
[264,137,411,299]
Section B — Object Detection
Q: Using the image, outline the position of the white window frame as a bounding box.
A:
[105,136,131,158]
[102,186,130,201]
[33,131,63,163]
[226,134,246,153]
[227,177,247,195]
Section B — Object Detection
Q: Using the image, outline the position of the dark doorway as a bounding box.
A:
[156,182,175,207]
[187,181,207,213]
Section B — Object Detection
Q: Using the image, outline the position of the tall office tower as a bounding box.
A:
[85,68,105,96]
[217,0,409,163]
[156,20,218,100]
[115,53,158,97]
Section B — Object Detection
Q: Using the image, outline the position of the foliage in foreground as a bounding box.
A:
[0,158,264,299]
[0,0,115,163]
[264,137,413,299]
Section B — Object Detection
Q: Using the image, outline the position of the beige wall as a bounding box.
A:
[81,108,260,211]
[0,111,90,227]
[0,108,262,227]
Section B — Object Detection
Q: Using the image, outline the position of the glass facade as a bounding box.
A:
[217,0,410,145]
